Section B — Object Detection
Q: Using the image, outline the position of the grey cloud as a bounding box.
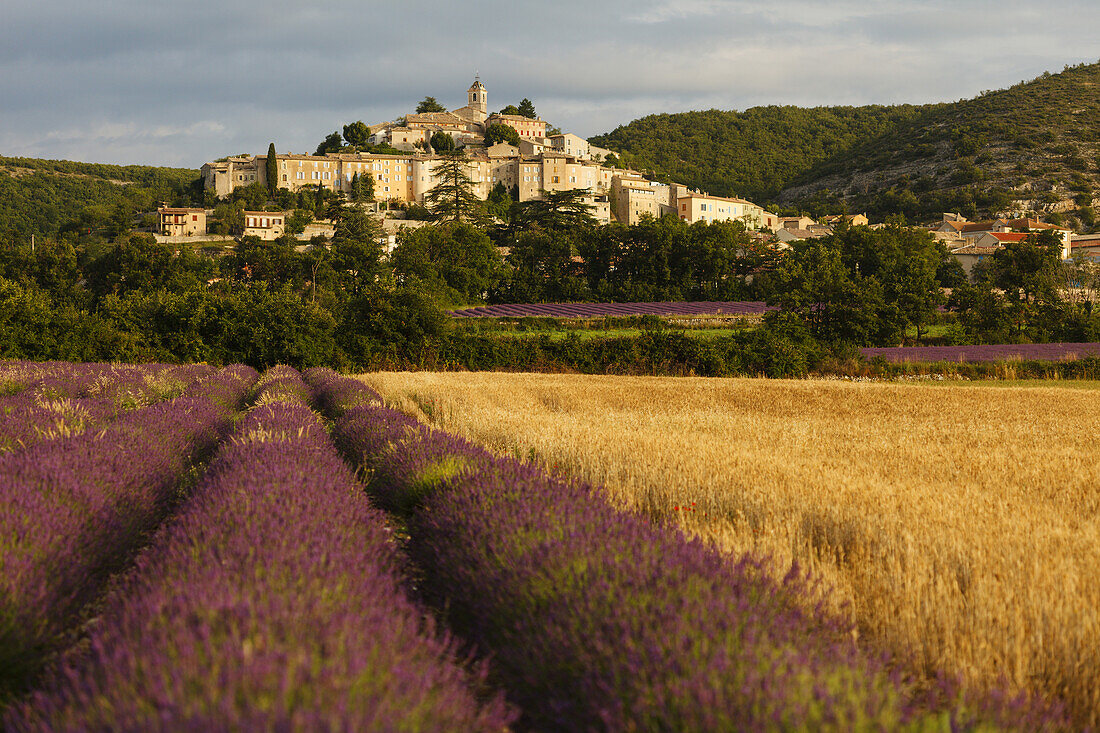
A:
[2,0,1099,166]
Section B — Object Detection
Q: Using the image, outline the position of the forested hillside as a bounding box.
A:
[590,105,929,203]
[0,157,199,242]
[591,61,1100,228]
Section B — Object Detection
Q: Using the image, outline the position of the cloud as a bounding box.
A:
[1,0,1099,165]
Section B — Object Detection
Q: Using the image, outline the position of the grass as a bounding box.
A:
[363,371,1100,729]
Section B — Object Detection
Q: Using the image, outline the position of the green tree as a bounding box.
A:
[286,208,313,235]
[331,208,383,295]
[484,123,521,147]
[390,222,505,304]
[827,223,944,340]
[220,283,337,368]
[343,121,371,148]
[504,229,589,303]
[516,188,596,231]
[315,131,343,156]
[430,131,456,153]
[990,231,1064,305]
[485,181,514,222]
[424,150,483,223]
[517,98,537,119]
[416,97,447,113]
[987,231,1065,337]
[85,235,214,299]
[350,171,375,203]
[768,238,899,345]
[499,104,521,116]
[265,143,278,194]
[226,235,303,285]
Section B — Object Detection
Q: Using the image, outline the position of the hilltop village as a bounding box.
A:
[156,77,1098,267]
[191,78,785,239]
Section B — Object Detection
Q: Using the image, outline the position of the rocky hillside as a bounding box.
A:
[592,61,1100,229]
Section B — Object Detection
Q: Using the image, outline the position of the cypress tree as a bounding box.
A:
[265,143,278,195]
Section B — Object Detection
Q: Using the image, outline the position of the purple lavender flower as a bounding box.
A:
[8,371,513,730]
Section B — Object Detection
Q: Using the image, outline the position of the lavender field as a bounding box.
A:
[450,300,775,318]
[861,342,1100,363]
[0,360,1073,729]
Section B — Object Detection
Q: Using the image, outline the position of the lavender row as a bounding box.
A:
[0,364,217,454]
[8,373,514,730]
[309,369,1065,731]
[0,365,256,699]
[861,342,1100,363]
[0,361,208,402]
[450,300,775,318]
[248,364,317,406]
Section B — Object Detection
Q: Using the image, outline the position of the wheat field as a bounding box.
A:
[362,371,1100,726]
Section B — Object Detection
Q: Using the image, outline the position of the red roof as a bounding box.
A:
[986,232,1029,243]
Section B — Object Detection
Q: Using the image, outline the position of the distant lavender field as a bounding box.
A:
[450,301,775,318]
[861,343,1100,363]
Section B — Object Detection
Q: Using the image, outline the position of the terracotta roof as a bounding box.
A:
[959,221,999,233]
[490,113,545,123]
[985,232,1031,243]
[1003,217,1070,231]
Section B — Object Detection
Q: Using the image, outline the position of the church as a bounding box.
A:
[371,77,548,151]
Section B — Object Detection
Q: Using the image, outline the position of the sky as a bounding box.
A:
[2,0,1099,170]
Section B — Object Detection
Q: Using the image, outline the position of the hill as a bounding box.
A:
[590,61,1100,228]
[0,156,199,242]
[590,105,930,203]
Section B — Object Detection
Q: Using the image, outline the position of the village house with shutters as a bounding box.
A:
[198,78,782,235]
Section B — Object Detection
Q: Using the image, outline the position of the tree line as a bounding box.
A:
[3,147,1098,373]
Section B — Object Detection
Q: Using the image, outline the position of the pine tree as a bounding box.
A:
[424,150,483,223]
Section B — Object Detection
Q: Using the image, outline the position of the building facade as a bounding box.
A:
[158,207,207,237]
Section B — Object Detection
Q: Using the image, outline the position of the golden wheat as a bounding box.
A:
[363,371,1100,726]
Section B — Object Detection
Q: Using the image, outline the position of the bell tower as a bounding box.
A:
[467,75,487,118]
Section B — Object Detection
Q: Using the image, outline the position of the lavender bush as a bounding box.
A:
[8,370,514,730]
[0,365,255,699]
[309,368,1066,731]
[0,364,216,453]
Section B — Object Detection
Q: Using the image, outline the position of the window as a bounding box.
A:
[297,172,304,180]
[283,174,288,182]
[192,215,198,221]
[323,172,330,180]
